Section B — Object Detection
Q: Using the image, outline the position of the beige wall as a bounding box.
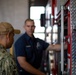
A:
[0,0,29,33]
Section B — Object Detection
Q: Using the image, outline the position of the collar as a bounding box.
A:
[24,33,35,41]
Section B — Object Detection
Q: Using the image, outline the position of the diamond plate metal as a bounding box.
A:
[70,0,76,75]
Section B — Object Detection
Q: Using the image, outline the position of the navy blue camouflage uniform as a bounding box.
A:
[0,44,18,75]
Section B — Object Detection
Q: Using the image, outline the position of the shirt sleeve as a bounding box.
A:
[1,55,18,75]
[37,38,49,50]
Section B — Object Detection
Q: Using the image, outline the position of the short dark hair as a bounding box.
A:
[25,19,34,24]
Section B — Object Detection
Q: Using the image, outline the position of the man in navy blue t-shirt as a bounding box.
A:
[15,19,67,75]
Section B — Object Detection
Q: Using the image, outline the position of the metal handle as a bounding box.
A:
[61,5,64,75]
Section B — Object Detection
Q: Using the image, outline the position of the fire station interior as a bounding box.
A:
[29,0,75,75]
[1,0,75,75]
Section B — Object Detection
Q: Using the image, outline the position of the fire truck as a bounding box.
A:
[43,0,76,75]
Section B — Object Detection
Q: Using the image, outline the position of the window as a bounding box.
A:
[52,25,58,44]
[30,6,45,40]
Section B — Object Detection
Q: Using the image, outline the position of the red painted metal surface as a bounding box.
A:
[67,7,72,75]
[51,0,56,25]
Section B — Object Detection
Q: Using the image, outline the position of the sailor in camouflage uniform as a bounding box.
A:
[0,22,19,75]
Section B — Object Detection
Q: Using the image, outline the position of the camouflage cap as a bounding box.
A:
[0,22,20,34]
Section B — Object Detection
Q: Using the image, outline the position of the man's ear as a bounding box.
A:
[23,25,26,30]
[6,33,10,38]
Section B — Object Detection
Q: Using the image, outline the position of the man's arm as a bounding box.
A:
[46,43,67,51]
[17,56,45,75]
